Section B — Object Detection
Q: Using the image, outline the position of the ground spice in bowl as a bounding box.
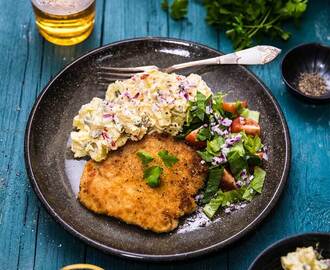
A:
[297,72,328,96]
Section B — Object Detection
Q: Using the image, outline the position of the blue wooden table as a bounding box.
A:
[0,1,329,269]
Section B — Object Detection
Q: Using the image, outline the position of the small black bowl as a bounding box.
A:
[281,43,330,103]
[248,232,330,270]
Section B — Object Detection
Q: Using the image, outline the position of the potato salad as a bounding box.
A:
[71,70,212,161]
[281,247,330,270]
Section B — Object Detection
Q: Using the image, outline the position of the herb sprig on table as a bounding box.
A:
[162,0,308,50]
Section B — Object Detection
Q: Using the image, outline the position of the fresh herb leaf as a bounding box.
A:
[227,142,247,176]
[229,140,245,156]
[203,188,245,218]
[243,134,262,154]
[137,150,154,165]
[203,191,224,219]
[242,186,255,201]
[202,167,224,204]
[212,92,225,116]
[197,150,214,162]
[197,127,211,141]
[235,101,245,115]
[280,0,308,19]
[241,108,260,123]
[169,0,189,20]
[242,166,266,201]
[195,91,208,121]
[227,152,247,176]
[246,154,262,166]
[205,0,308,50]
[164,0,308,50]
[143,166,163,187]
[186,91,209,126]
[158,150,179,168]
[250,166,266,193]
[161,0,169,11]
[207,135,225,154]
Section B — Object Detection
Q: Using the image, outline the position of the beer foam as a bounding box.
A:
[32,0,94,15]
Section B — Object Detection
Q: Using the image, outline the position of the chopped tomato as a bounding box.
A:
[185,128,206,148]
[140,73,149,80]
[220,168,237,191]
[230,117,243,133]
[230,117,260,136]
[222,101,247,114]
[256,152,264,159]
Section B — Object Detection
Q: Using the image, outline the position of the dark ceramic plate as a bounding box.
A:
[248,233,330,270]
[25,37,291,261]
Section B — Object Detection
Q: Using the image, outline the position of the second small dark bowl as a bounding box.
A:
[281,43,330,102]
[248,233,330,270]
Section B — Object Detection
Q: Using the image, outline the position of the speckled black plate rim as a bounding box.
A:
[248,232,330,270]
[281,42,330,102]
[24,37,291,262]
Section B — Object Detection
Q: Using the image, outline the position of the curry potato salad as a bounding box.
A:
[71,70,211,161]
[281,247,330,270]
[71,70,268,221]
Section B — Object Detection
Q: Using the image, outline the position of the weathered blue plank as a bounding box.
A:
[168,1,218,50]
[33,1,107,269]
[0,0,44,269]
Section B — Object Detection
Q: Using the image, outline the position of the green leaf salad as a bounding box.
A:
[179,91,268,219]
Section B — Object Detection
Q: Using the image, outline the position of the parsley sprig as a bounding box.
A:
[158,150,179,168]
[137,149,179,187]
[137,150,154,165]
[162,0,308,50]
[143,166,163,187]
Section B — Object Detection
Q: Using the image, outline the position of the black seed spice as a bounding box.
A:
[297,72,328,96]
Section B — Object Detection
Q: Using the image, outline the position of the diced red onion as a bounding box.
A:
[211,154,227,166]
[225,134,242,146]
[123,91,131,98]
[103,113,114,119]
[240,169,248,180]
[221,118,232,127]
[236,180,243,187]
[205,105,212,114]
[263,152,269,161]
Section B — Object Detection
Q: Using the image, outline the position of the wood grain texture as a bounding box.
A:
[0,0,329,269]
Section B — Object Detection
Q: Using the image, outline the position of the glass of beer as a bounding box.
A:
[31,0,96,46]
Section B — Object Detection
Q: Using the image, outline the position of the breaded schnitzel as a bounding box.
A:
[78,135,206,233]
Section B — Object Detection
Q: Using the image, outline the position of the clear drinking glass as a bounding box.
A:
[31,0,96,46]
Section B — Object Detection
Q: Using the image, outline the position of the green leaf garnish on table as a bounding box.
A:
[163,0,308,50]
[137,150,154,165]
[158,150,179,168]
[143,166,163,187]
[162,0,189,20]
